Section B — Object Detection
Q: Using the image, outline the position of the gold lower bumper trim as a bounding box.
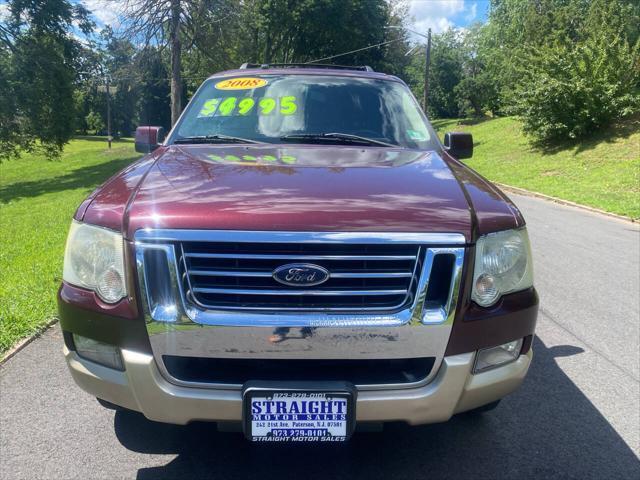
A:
[65,346,532,425]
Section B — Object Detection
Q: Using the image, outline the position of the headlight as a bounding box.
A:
[63,221,127,303]
[471,228,533,307]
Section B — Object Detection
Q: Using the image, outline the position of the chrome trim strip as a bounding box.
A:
[331,272,413,278]
[188,270,413,279]
[186,302,412,313]
[189,269,272,277]
[422,248,466,325]
[191,287,408,296]
[135,229,467,245]
[184,253,417,261]
[135,244,184,323]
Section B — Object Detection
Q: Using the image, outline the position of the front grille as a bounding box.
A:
[179,241,423,312]
[162,356,436,386]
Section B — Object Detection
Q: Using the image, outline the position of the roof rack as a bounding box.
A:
[239,63,374,72]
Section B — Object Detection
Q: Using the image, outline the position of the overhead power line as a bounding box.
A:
[304,38,403,64]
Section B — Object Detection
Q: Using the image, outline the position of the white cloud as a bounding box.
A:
[415,16,455,34]
[82,0,123,27]
[0,3,10,21]
[406,0,478,38]
[410,0,466,19]
[465,2,478,22]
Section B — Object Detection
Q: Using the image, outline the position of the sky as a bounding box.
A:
[77,1,489,37]
[408,0,489,35]
[1,0,489,40]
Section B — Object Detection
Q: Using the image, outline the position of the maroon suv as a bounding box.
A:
[59,64,538,442]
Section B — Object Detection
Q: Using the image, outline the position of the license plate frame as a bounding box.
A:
[242,381,357,443]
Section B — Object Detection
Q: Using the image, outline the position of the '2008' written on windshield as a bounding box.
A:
[197,96,298,118]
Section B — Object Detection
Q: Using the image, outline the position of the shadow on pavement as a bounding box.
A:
[114,337,640,480]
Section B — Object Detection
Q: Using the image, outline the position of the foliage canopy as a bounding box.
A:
[1,0,638,156]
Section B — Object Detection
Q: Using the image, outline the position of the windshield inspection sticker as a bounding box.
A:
[407,129,427,141]
[215,77,268,90]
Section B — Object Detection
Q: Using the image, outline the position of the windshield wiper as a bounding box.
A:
[173,134,262,145]
[280,132,397,147]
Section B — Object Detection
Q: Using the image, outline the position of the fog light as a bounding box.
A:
[73,334,124,370]
[473,338,523,373]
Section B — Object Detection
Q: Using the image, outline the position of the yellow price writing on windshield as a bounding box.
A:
[238,98,255,115]
[198,96,298,118]
[197,98,220,117]
[280,96,297,115]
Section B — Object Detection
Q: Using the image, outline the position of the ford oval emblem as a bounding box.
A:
[272,263,330,287]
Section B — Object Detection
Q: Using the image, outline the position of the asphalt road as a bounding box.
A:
[1,193,639,480]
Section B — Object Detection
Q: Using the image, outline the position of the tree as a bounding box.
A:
[0,0,93,160]
[135,47,172,129]
[406,28,464,118]
[513,26,639,143]
[485,0,640,143]
[0,41,25,160]
[117,0,236,126]
[179,0,409,96]
[454,24,499,117]
[240,0,392,66]
[85,111,105,134]
[101,27,138,136]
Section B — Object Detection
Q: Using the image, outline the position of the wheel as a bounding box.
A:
[463,399,501,415]
[96,397,129,411]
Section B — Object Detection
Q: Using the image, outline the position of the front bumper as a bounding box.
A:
[65,346,532,425]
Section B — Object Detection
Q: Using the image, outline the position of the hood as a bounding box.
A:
[81,144,526,243]
[125,145,473,239]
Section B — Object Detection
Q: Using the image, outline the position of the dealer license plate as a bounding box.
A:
[242,382,356,442]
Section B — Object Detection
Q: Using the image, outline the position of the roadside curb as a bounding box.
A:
[0,319,58,366]
[496,182,637,224]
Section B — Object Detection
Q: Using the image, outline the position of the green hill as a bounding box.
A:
[433,116,640,220]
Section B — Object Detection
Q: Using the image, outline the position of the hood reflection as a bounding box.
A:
[125,144,474,238]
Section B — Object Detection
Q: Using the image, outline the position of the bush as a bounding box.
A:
[85,111,105,135]
[513,32,640,144]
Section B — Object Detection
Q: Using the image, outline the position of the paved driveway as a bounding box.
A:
[1,193,639,479]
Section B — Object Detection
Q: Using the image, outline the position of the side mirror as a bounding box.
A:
[443,132,473,159]
[135,126,165,153]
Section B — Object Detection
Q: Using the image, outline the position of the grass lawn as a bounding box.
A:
[0,138,141,353]
[432,116,640,219]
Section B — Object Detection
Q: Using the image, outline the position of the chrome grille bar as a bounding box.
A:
[330,272,414,278]
[192,287,408,296]
[181,241,421,311]
[189,270,272,277]
[188,270,413,279]
[184,253,416,261]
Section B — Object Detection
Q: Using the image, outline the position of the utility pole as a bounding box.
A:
[384,25,432,112]
[424,28,432,112]
[169,0,182,126]
[79,70,113,149]
[105,75,112,149]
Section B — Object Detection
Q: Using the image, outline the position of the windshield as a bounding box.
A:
[170,74,439,150]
